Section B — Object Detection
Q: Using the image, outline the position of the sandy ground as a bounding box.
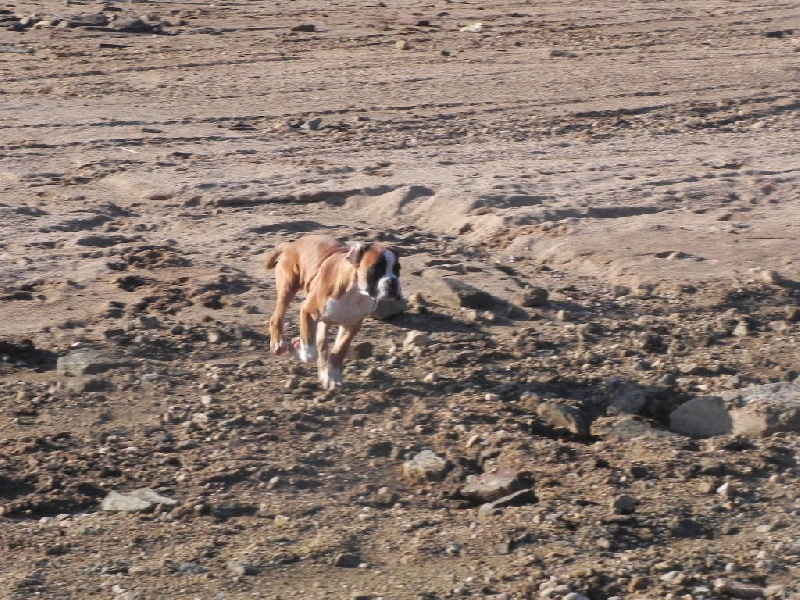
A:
[1,1,799,599]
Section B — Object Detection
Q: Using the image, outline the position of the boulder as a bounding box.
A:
[669,396,732,437]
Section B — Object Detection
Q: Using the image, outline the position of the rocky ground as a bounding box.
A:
[1,0,799,599]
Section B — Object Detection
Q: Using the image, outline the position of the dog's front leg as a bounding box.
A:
[323,321,363,389]
[315,321,334,389]
[290,301,318,363]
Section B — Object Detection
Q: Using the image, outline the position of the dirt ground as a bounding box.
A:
[1,1,799,599]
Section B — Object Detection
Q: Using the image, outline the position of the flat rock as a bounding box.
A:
[101,488,177,513]
[478,489,537,515]
[56,349,135,376]
[460,469,533,503]
[422,279,497,310]
[714,578,766,599]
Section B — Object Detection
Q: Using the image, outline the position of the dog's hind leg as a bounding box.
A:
[269,259,299,355]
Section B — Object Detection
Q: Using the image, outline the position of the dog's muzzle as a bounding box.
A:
[377,276,402,301]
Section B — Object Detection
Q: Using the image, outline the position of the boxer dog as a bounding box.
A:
[265,234,402,390]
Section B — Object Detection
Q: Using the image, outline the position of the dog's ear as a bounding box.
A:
[346,242,367,265]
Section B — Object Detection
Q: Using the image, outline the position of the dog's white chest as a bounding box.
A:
[321,287,376,326]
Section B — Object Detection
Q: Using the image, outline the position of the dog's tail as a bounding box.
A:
[264,242,288,270]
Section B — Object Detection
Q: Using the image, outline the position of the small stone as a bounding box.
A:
[175,562,206,575]
[332,552,361,568]
[349,341,374,360]
[422,372,439,383]
[717,481,737,499]
[550,49,579,58]
[732,321,750,337]
[512,287,548,307]
[445,542,463,556]
[535,401,591,437]
[300,117,322,131]
[460,469,534,503]
[115,16,157,33]
[290,23,315,32]
[403,449,448,483]
[494,540,512,555]
[612,495,637,514]
[785,306,800,322]
[395,39,410,50]
[628,576,649,592]
[759,269,782,285]
[136,315,160,329]
[226,560,255,577]
[403,330,431,350]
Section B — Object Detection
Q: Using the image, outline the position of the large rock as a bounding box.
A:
[670,383,800,438]
[403,450,448,483]
[728,382,800,437]
[669,396,732,437]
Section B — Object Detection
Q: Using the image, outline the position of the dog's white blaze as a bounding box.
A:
[377,250,400,299]
[321,285,377,326]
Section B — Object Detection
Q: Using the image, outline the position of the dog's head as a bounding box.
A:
[347,242,402,301]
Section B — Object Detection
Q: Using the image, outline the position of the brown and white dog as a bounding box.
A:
[265,234,402,390]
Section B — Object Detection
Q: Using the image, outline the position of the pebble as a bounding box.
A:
[717,481,737,498]
[332,552,361,568]
[403,330,431,350]
[612,495,637,514]
[460,469,533,503]
[732,321,750,337]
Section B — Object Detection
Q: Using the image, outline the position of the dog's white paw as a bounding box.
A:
[290,338,317,363]
[319,366,342,390]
